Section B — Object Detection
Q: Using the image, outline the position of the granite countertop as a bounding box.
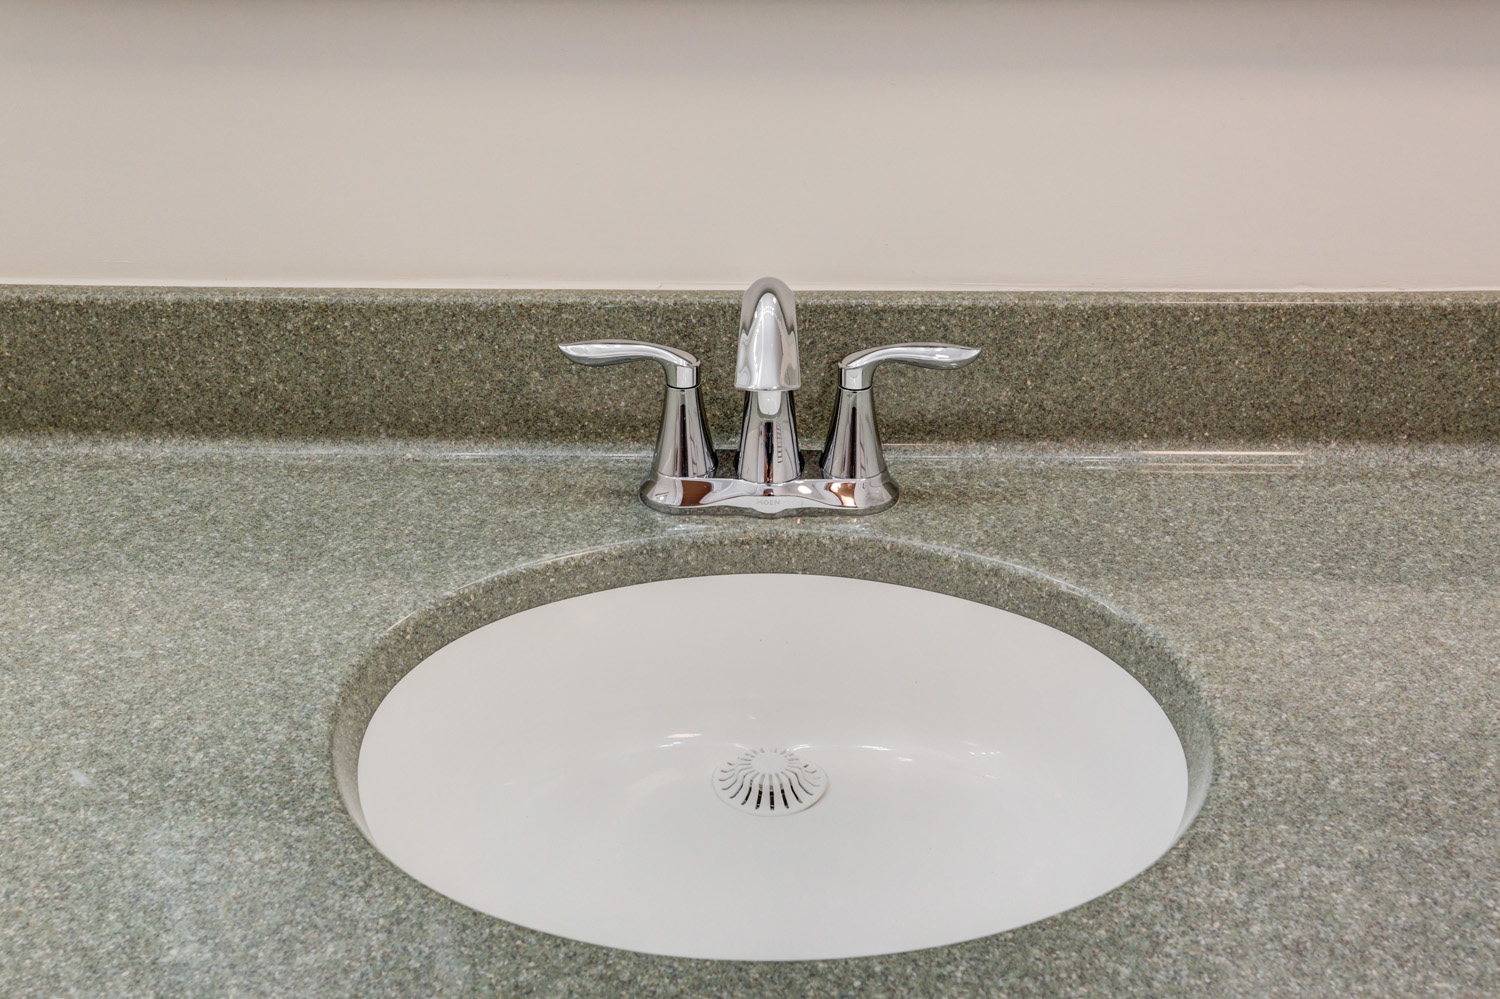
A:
[2,287,1499,997]
[2,435,1497,998]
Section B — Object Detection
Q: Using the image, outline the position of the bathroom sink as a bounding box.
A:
[349,570,1196,961]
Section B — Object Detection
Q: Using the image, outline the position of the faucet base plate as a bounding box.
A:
[640,458,897,518]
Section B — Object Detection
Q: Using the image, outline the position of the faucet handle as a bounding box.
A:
[559,339,716,478]
[837,342,980,391]
[559,339,700,388]
[821,341,980,482]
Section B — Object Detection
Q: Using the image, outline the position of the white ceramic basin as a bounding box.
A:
[357,573,1189,961]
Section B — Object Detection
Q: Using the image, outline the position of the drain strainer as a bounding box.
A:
[714,748,827,815]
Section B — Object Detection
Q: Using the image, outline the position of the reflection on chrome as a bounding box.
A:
[560,278,979,517]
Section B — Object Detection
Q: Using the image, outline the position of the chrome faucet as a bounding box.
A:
[734,277,803,485]
[560,278,977,517]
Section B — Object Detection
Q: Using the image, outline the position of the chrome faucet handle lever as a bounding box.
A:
[559,339,700,389]
[837,342,981,391]
[821,341,980,481]
[559,339,716,478]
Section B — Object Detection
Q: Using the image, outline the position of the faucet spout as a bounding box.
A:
[733,278,802,484]
[734,278,801,392]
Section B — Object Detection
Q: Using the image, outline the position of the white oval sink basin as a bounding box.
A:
[356,573,1190,961]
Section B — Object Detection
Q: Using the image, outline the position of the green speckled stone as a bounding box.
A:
[2,436,1497,997]
[2,286,1498,443]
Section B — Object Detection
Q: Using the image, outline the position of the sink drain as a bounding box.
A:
[714,748,827,815]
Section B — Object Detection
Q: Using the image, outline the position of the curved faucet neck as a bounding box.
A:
[733,277,802,483]
[734,278,801,392]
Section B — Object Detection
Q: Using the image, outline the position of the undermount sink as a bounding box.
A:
[337,554,1209,962]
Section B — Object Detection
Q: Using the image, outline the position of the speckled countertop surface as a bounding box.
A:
[2,435,1497,998]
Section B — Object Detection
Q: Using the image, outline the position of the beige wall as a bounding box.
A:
[2,1,1498,290]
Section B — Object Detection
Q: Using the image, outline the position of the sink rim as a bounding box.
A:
[329,530,1217,952]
